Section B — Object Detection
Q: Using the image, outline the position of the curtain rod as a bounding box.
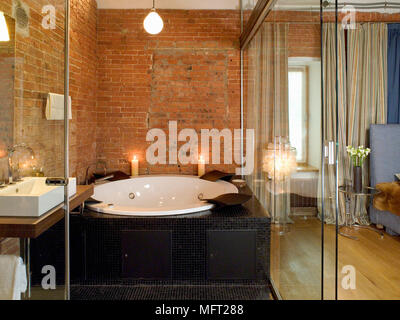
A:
[275,2,400,11]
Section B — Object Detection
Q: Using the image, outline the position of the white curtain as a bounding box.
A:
[245,22,289,222]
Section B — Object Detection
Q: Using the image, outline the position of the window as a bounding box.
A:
[288,67,308,164]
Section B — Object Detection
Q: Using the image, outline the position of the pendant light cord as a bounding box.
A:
[153,0,155,9]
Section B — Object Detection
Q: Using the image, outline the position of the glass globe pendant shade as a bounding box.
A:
[143,9,164,35]
[0,12,10,42]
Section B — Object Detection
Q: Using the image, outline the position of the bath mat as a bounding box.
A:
[204,193,252,207]
[200,170,234,182]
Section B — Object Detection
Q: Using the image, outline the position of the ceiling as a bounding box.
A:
[275,0,400,12]
[95,0,400,12]
[96,0,241,10]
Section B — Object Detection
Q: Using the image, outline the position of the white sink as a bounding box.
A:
[0,177,64,217]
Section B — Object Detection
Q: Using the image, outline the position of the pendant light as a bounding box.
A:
[0,12,10,42]
[144,0,164,35]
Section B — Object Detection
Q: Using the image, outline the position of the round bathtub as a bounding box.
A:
[87,175,238,216]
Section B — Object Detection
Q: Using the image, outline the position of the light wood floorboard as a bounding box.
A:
[271,216,400,300]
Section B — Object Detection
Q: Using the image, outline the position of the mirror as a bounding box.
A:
[0,13,15,183]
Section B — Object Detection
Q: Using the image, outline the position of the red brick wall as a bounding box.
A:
[266,11,321,58]
[96,9,241,175]
[0,0,68,256]
[0,0,97,255]
[69,0,98,182]
[0,15,15,159]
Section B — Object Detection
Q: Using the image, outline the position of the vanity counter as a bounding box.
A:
[0,185,93,238]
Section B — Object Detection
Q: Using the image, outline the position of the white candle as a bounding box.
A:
[131,156,139,177]
[198,155,206,177]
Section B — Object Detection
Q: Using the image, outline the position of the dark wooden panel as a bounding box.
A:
[207,230,257,280]
[240,0,277,49]
[0,185,93,238]
[121,230,171,279]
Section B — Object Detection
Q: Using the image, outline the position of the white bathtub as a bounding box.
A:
[87,175,238,216]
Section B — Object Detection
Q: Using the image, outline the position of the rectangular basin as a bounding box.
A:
[0,177,64,217]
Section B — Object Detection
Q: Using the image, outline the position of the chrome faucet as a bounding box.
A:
[7,143,35,184]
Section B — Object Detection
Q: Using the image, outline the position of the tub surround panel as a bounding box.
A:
[121,230,172,279]
[81,214,269,284]
[207,230,257,280]
[29,185,270,286]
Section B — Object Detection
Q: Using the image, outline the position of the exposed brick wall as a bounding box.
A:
[96,9,241,175]
[266,11,321,58]
[0,17,15,254]
[0,0,68,256]
[0,0,97,255]
[0,15,15,161]
[0,0,66,179]
[69,0,98,182]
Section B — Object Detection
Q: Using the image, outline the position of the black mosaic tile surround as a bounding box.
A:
[70,282,271,300]
[78,185,270,284]
[31,184,271,300]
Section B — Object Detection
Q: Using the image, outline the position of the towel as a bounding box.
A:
[45,93,72,120]
[0,255,27,300]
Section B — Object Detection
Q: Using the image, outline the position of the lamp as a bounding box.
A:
[144,0,164,35]
[0,12,10,42]
[263,137,297,182]
[263,137,297,227]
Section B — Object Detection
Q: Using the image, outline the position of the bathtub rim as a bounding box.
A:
[86,174,238,217]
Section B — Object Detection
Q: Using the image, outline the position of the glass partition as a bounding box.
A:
[243,0,400,301]
[242,0,338,300]
[332,0,400,300]
[0,0,68,300]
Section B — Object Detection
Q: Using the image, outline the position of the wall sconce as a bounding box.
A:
[144,0,164,35]
[0,12,10,42]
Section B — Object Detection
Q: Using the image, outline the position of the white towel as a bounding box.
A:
[46,93,72,120]
[0,255,27,300]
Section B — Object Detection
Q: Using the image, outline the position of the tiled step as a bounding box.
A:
[71,284,271,300]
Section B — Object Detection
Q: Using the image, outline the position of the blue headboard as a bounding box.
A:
[370,124,400,235]
[370,124,400,186]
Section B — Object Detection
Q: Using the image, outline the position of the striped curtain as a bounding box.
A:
[321,23,387,225]
[320,23,347,225]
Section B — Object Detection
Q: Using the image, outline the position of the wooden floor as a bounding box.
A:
[271,216,400,300]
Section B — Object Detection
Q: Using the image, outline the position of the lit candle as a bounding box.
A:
[131,156,139,177]
[198,155,206,177]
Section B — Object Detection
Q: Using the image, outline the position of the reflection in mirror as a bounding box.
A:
[0,13,15,184]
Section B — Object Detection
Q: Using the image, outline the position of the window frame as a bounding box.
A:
[288,65,310,165]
